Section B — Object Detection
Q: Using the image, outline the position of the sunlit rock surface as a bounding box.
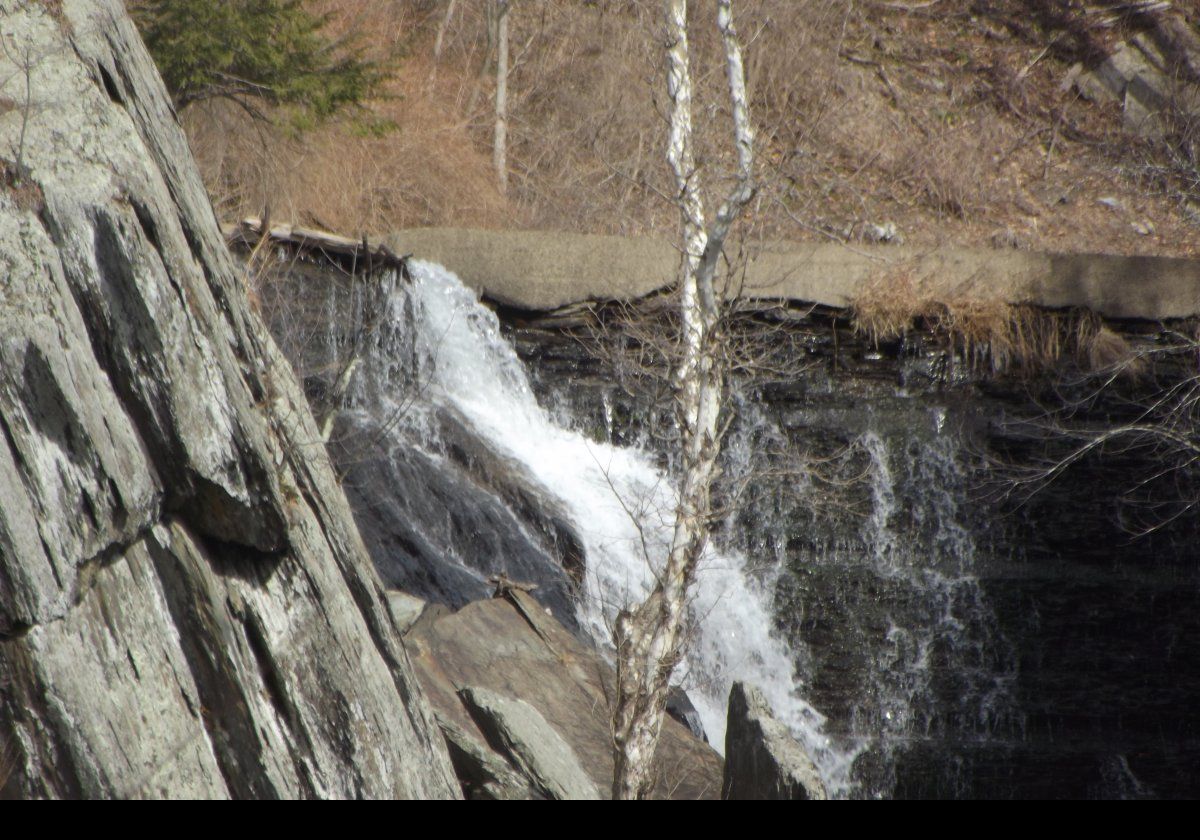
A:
[0,0,457,799]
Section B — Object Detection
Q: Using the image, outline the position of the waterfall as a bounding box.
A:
[352,259,857,795]
[764,410,1019,796]
[276,248,1200,799]
[859,429,1018,750]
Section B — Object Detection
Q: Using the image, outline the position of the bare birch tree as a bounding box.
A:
[493,0,510,195]
[611,0,756,800]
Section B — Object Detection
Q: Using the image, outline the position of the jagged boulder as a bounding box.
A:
[723,682,828,800]
[434,711,535,800]
[1072,11,1200,138]
[0,0,457,798]
[459,686,601,800]
[407,590,724,799]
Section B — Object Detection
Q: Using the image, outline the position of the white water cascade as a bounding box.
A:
[353,260,858,794]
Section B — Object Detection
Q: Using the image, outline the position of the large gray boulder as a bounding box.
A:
[0,0,457,798]
[407,590,724,799]
[459,686,600,800]
[433,711,535,800]
[723,682,828,800]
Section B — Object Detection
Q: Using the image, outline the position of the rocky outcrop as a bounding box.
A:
[329,410,584,631]
[460,686,601,800]
[0,1,457,798]
[1071,11,1200,139]
[407,589,724,799]
[434,710,534,800]
[723,682,828,801]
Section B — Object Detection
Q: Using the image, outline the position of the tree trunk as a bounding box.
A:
[494,0,510,196]
[433,0,458,63]
[611,0,754,801]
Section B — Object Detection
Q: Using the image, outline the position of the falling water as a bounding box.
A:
[351,260,858,794]
[859,428,1018,766]
[267,247,1200,798]
[759,406,1020,796]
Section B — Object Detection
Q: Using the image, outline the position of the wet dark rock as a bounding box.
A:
[667,687,709,744]
[329,410,582,631]
[723,682,828,800]
[507,312,1200,799]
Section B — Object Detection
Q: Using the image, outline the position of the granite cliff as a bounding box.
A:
[0,0,458,798]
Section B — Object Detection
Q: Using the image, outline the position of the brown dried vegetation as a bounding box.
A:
[849,265,1138,376]
[177,1,1198,258]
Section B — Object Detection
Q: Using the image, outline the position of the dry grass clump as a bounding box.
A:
[851,268,1139,376]
[185,54,513,233]
[848,266,931,345]
[931,300,1063,375]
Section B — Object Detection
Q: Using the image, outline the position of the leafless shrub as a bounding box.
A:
[907,129,990,219]
[574,274,858,541]
[882,111,1019,221]
[176,0,874,240]
[1134,49,1200,207]
[991,329,1200,535]
[577,289,820,445]
[184,62,512,235]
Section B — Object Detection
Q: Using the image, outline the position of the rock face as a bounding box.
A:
[723,682,828,801]
[1072,11,1200,139]
[0,1,457,798]
[433,710,534,800]
[459,686,601,800]
[509,307,1200,798]
[242,252,587,631]
[407,590,724,799]
[330,410,584,631]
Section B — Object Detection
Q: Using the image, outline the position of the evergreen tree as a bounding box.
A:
[130,0,386,123]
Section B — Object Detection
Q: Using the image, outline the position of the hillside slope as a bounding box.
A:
[177,0,1200,258]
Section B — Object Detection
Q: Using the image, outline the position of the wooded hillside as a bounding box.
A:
[155,1,1200,257]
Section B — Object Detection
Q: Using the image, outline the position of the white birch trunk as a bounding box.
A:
[433,0,458,63]
[493,0,510,196]
[612,0,755,801]
[427,0,459,85]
